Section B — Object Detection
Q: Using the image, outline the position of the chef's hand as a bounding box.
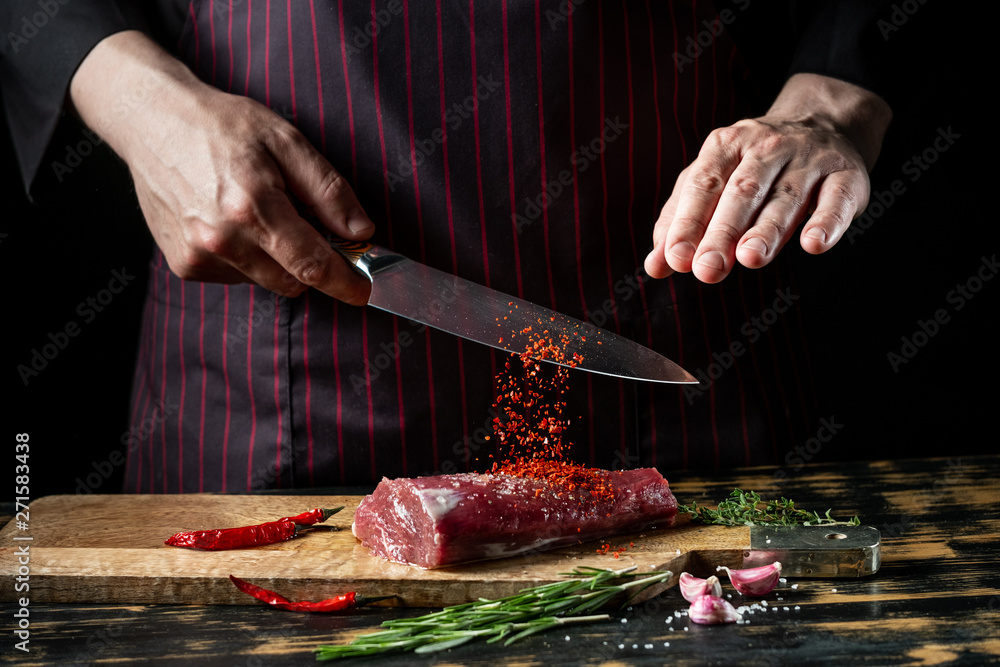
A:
[644,73,892,284]
[69,31,374,304]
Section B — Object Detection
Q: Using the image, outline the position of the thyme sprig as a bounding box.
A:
[314,566,670,660]
[678,488,861,527]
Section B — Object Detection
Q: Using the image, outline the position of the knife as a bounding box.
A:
[331,240,697,384]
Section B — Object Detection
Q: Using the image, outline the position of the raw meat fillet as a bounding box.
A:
[351,468,678,568]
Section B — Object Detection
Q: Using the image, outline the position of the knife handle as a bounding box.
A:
[328,238,374,266]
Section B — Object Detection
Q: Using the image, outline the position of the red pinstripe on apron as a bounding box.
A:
[124,0,817,492]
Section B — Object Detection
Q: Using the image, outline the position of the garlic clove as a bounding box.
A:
[717,561,782,597]
[679,572,723,603]
[688,594,742,625]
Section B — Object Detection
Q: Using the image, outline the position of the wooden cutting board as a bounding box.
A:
[0,494,877,607]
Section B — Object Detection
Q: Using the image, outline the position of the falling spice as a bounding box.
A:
[484,319,626,515]
[485,322,619,504]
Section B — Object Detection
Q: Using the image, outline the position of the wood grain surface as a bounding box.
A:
[3,456,998,665]
[0,492,751,606]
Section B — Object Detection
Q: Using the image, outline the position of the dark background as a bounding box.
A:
[2,4,993,498]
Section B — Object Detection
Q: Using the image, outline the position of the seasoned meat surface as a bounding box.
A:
[351,468,678,568]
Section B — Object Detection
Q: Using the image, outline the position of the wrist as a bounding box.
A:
[69,30,210,165]
[765,73,893,170]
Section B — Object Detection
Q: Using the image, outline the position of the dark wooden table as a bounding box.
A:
[3,455,998,665]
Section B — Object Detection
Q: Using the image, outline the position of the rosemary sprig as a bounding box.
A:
[314,565,670,660]
[678,488,861,527]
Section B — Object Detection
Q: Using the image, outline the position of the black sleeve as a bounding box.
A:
[714,0,898,112]
[0,1,177,197]
[785,0,898,106]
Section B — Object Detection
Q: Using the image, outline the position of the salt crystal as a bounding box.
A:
[832,588,838,593]
[632,644,638,649]
[664,642,670,648]
[565,636,571,641]
[791,584,799,590]
[794,606,801,610]
[645,644,653,649]
[783,607,789,611]
[779,578,787,583]
[621,618,628,623]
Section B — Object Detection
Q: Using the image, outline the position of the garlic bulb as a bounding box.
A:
[688,595,742,625]
[716,561,782,597]
[679,572,723,603]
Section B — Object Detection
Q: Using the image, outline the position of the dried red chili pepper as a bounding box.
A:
[164,507,343,550]
[228,575,394,612]
[280,507,342,526]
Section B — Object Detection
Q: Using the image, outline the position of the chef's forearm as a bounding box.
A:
[765,73,892,171]
[68,29,209,166]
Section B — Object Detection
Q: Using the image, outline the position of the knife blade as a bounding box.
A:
[331,240,697,384]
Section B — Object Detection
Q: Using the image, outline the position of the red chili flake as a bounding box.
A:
[485,311,621,544]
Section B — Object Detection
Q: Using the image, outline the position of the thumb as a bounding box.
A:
[264,124,375,240]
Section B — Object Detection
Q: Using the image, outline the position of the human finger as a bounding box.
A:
[252,188,373,304]
[661,133,741,274]
[689,147,790,283]
[644,168,688,279]
[799,169,869,255]
[734,168,816,270]
[263,123,375,241]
